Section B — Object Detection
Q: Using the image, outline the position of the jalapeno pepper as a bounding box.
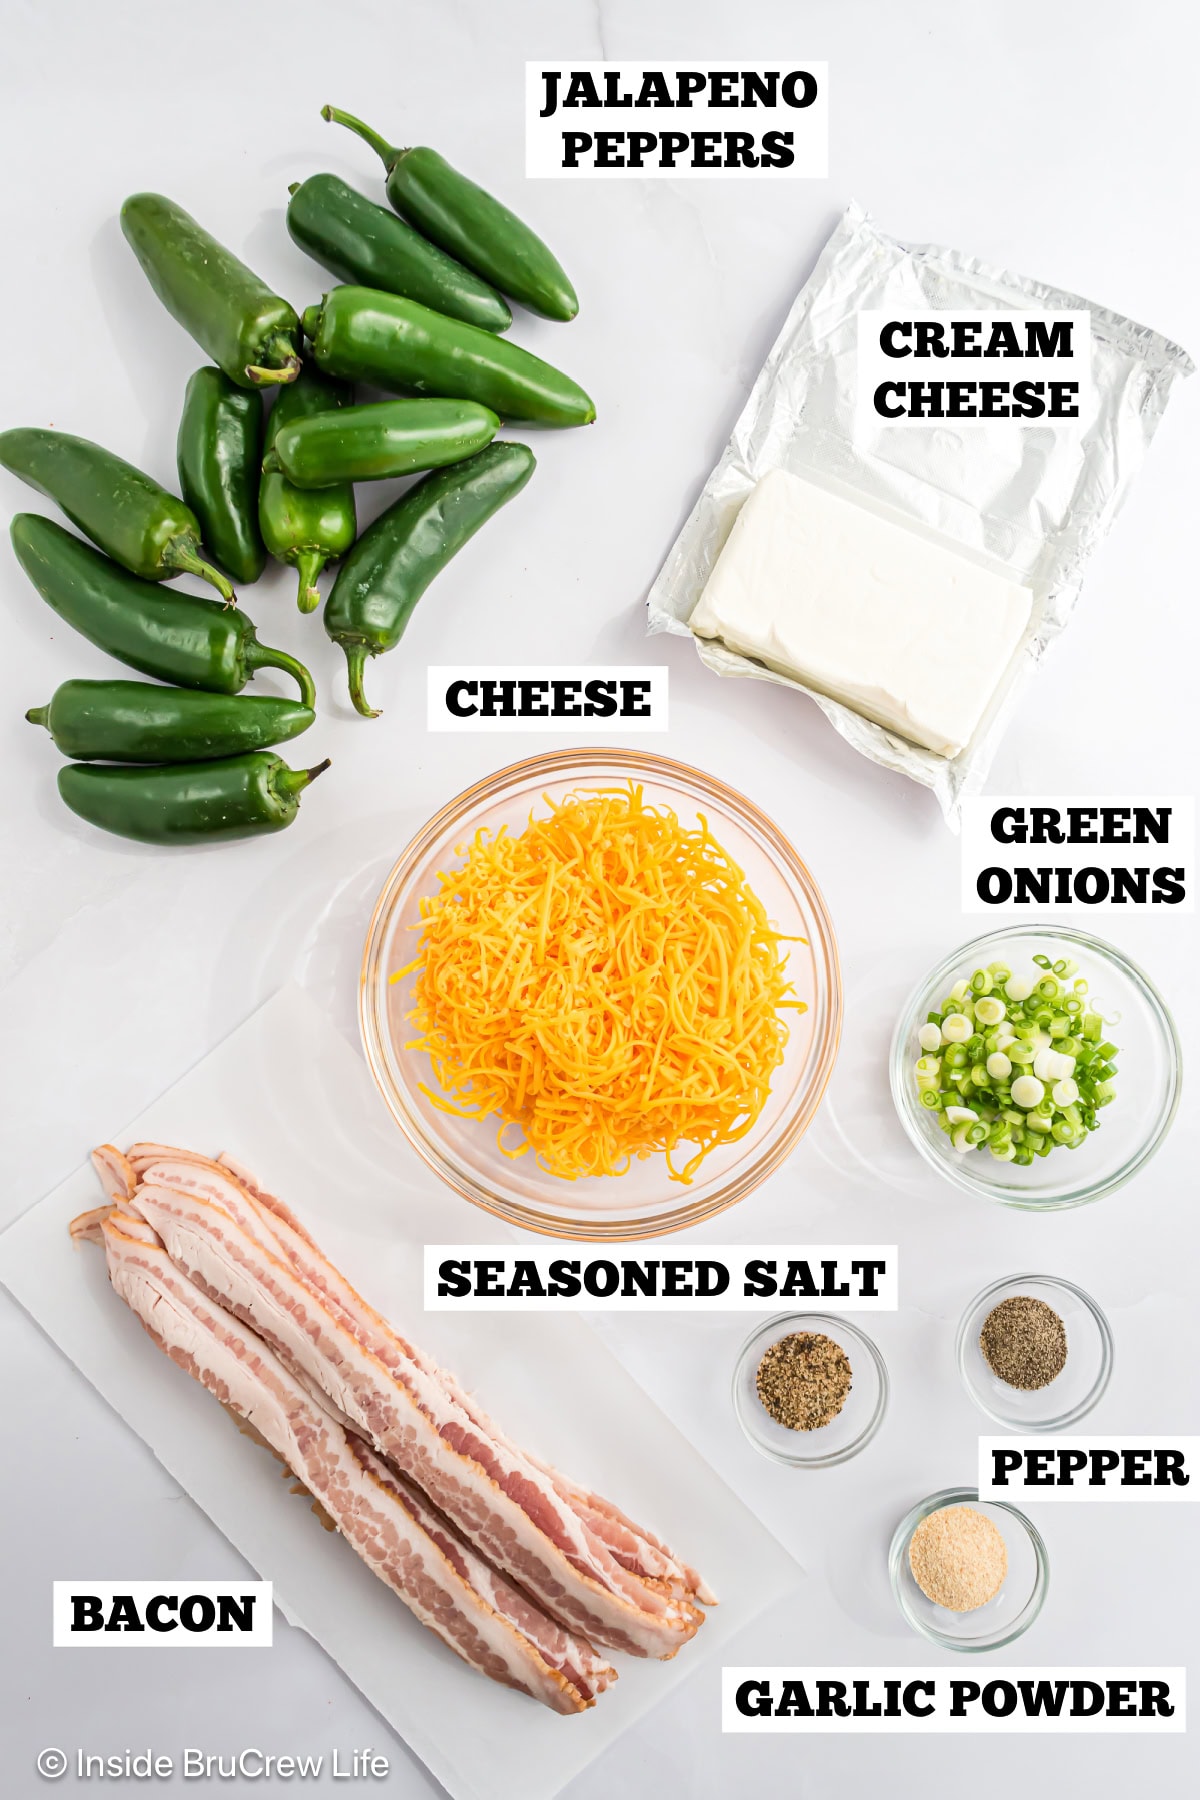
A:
[27,680,314,763]
[325,442,535,717]
[57,752,330,845]
[177,369,267,586]
[259,369,357,614]
[0,427,234,602]
[121,193,302,388]
[302,288,594,429]
[12,514,315,705]
[263,397,500,488]
[322,107,578,323]
[286,174,512,334]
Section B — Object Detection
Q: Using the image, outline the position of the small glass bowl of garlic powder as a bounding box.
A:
[889,1487,1048,1651]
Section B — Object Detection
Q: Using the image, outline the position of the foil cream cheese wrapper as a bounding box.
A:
[647,202,1193,826]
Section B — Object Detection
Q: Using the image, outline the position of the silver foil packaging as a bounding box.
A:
[647,203,1192,824]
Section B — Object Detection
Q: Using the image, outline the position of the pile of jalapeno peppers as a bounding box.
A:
[6,106,591,843]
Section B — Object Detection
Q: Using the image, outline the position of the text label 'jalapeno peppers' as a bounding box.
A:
[287,174,512,334]
[324,441,536,717]
[27,681,314,763]
[263,397,500,488]
[177,369,267,586]
[0,427,234,602]
[259,368,357,615]
[323,106,578,323]
[57,752,330,845]
[12,514,314,704]
[303,287,594,428]
[121,193,303,388]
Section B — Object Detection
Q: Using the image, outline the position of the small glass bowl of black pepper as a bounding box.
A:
[732,1313,889,1467]
[957,1274,1114,1431]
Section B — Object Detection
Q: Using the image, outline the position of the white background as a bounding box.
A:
[0,1,1196,1797]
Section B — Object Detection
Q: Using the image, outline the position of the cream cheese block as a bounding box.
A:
[689,469,1033,757]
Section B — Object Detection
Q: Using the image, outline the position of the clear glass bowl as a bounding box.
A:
[890,1487,1049,1651]
[957,1273,1113,1431]
[889,925,1180,1209]
[731,1313,888,1467]
[360,749,842,1239]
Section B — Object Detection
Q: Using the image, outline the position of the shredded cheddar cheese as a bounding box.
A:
[393,784,805,1182]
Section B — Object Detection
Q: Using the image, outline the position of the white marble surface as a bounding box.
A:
[1,1,1196,1795]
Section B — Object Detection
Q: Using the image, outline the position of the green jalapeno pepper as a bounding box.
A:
[121,194,303,388]
[302,288,594,429]
[28,680,314,763]
[0,427,234,602]
[286,174,512,334]
[177,369,267,586]
[325,441,535,717]
[259,369,357,614]
[322,107,578,323]
[57,752,330,845]
[12,514,315,705]
[263,397,500,488]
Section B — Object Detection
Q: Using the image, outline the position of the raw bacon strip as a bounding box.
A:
[70,1206,114,1246]
[147,1157,706,1638]
[346,1441,617,1704]
[136,1149,709,1617]
[424,1375,715,1603]
[92,1144,138,1204]
[97,1215,591,1714]
[124,1167,701,1657]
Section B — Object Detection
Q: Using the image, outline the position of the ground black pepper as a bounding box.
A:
[980,1294,1068,1390]
[756,1330,853,1430]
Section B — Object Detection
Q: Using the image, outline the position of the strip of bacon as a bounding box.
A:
[121,1161,702,1657]
[96,1213,593,1714]
[346,1442,617,1704]
[137,1147,710,1613]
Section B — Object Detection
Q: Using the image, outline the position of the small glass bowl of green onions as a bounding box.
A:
[890,927,1180,1209]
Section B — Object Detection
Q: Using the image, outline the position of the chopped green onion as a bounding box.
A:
[911,949,1118,1166]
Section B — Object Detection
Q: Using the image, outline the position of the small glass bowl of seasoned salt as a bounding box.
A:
[731,1313,889,1467]
[890,1487,1049,1652]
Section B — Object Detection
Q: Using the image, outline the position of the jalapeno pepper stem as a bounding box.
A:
[321,105,405,172]
[26,705,50,728]
[295,549,327,615]
[276,756,331,799]
[245,640,317,709]
[245,336,303,387]
[344,642,380,718]
[162,539,237,604]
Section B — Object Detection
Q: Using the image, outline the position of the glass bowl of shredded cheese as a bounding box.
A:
[361,749,842,1238]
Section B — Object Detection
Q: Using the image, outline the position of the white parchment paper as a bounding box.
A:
[0,985,802,1800]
